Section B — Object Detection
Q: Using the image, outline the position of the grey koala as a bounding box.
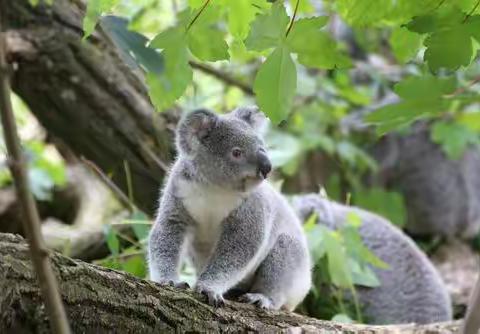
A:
[148,107,311,310]
[292,194,453,324]
[371,122,480,239]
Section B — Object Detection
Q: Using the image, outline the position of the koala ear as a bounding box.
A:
[231,106,269,135]
[176,109,218,155]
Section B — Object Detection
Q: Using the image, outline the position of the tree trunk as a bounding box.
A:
[0,233,461,333]
[1,0,176,216]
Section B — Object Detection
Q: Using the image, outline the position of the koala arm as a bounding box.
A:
[196,199,266,295]
[148,198,188,284]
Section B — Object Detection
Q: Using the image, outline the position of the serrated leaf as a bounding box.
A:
[83,0,120,39]
[431,121,480,160]
[223,0,269,39]
[336,0,391,26]
[244,2,289,51]
[253,46,296,124]
[100,16,164,74]
[389,27,423,63]
[187,26,229,61]
[349,259,381,287]
[286,17,350,69]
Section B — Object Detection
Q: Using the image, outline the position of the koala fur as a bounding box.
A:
[292,194,453,324]
[372,122,480,239]
[148,106,311,310]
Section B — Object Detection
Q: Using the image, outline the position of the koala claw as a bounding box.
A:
[239,293,274,310]
[196,286,225,307]
[156,280,190,289]
[174,281,190,289]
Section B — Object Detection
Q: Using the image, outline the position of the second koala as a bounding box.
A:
[148,107,311,310]
[293,194,453,324]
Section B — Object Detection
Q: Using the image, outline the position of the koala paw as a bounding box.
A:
[156,280,190,289]
[195,285,225,307]
[239,293,274,310]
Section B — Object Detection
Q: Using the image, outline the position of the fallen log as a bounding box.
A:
[0,233,462,333]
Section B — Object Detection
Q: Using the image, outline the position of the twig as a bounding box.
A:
[81,157,137,213]
[445,75,480,97]
[189,61,255,96]
[285,0,300,37]
[185,0,211,33]
[0,16,70,334]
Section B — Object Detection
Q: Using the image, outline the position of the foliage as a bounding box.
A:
[76,0,480,324]
[302,210,388,322]
[0,94,66,201]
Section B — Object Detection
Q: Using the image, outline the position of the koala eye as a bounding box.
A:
[231,147,243,159]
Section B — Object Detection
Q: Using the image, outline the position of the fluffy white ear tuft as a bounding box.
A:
[176,109,218,155]
[231,106,269,135]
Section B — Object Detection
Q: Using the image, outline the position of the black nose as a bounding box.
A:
[257,152,272,179]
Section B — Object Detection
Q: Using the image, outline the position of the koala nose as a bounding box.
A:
[257,151,272,179]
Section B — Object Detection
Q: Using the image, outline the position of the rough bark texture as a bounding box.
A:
[1,0,177,216]
[0,233,462,333]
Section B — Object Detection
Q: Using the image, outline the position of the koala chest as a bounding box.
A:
[177,179,244,267]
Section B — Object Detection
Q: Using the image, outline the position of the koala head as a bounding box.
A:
[176,106,271,192]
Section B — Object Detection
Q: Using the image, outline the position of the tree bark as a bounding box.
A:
[1,0,176,216]
[0,233,462,333]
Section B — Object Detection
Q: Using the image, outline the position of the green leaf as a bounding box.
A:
[253,46,296,124]
[244,2,289,51]
[431,121,480,160]
[83,0,120,39]
[100,16,164,74]
[323,228,353,289]
[286,17,351,69]
[149,28,193,111]
[122,254,147,278]
[104,225,120,256]
[394,75,457,100]
[349,259,381,287]
[424,25,474,72]
[366,75,457,133]
[336,0,391,26]
[223,0,269,39]
[389,27,423,63]
[354,188,406,227]
[187,25,229,61]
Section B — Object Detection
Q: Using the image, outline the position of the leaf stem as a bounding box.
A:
[464,0,480,22]
[286,0,300,37]
[186,0,211,33]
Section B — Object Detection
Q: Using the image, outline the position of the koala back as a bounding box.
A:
[292,194,453,325]
[372,122,480,239]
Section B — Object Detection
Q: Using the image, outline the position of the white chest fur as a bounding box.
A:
[176,179,244,270]
[177,179,244,226]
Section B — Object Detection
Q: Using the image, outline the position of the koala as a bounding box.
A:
[292,194,453,324]
[371,121,480,239]
[148,106,311,310]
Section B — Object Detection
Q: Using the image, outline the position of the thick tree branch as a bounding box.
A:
[0,233,462,333]
[1,0,176,216]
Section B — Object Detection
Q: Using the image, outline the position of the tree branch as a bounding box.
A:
[0,233,462,333]
[0,13,70,333]
[189,61,255,96]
